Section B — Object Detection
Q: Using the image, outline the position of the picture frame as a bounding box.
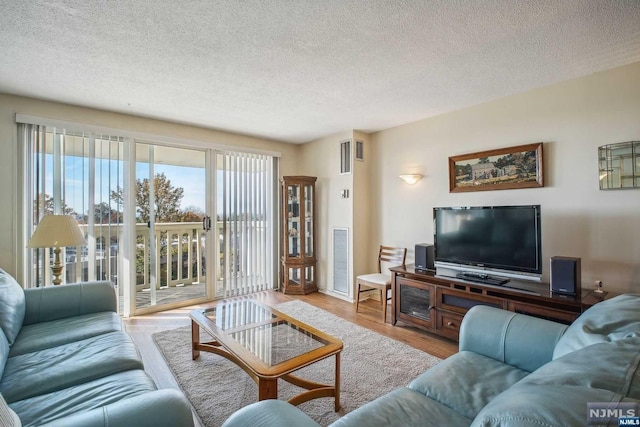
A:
[449,142,544,193]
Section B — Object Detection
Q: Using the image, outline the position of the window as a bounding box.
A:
[355,140,364,161]
[340,139,351,174]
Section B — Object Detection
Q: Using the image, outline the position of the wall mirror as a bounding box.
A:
[598,141,640,190]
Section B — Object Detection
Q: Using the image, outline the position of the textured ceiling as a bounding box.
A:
[1,1,639,143]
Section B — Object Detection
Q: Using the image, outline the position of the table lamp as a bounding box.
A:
[27,215,86,285]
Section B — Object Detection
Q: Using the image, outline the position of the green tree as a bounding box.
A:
[513,152,536,178]
[180,205,204,222]
[93,202,122,223]
[34,193,77,217]
[111,173,184,222]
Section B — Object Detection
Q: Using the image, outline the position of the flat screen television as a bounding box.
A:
[433,205,542,283]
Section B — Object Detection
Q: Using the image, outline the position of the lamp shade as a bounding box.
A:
[27,215,86,248]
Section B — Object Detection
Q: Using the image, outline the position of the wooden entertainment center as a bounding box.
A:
[390,264,607,342]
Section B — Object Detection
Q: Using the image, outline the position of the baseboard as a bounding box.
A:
[318,288,354,303]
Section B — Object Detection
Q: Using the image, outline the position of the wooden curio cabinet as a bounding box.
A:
[281,176,317,294]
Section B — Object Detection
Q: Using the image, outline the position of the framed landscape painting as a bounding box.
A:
[449,143,544,193]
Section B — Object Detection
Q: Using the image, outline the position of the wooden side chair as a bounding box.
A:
[355,245,407,323]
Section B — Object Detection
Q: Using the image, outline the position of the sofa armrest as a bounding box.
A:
[23,281,116,326]
[459,305,568,372]
[37,389,193,427]
[222,400,320,427]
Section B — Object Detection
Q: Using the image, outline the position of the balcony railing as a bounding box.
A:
[30,219,270,308]
[58,222,209,291]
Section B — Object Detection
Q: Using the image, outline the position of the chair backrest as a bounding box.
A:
[378,245,407,273]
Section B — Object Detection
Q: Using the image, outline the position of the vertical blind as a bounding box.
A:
[220,151,277,297]
[21,123,125,288]
[20,120,279,305]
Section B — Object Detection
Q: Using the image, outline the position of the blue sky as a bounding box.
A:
[46,155,209,215]
[46,154,230,216]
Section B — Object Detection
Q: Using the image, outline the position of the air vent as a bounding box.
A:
[340,139,351,174]
[333,228,349,294]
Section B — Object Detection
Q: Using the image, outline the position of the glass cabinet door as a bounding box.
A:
[304,183,314,257]
[287,183,301,257]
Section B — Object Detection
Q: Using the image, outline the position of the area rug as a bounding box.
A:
[152,300,441,427]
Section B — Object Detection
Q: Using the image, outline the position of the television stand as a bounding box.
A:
[455,272,509,286]
[391,264,589,342]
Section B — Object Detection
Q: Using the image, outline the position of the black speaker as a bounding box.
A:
[415,243,435,271]
[550,256,581,296]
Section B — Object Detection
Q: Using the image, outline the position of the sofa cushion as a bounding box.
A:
[0,331,9,380]
[472,337,640,427]
[22,281,116,326]
[222,400,321,427]
[460,306,567,373]
[553,293,640,359]
[0,331,143,403]
[331,387,471,427]
[9,312,122,357]
[471,384,630,427]
[408,351,529,420]
[523,338,640,398]
[9,370,156,427]
[0,269,25,345]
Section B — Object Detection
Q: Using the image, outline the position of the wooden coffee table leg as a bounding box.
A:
[258,378,278,401]
[191,320,200,360]
[335,352,341,411]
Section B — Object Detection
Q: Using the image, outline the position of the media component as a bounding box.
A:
[433,205,542,284]
[550,256,581,296]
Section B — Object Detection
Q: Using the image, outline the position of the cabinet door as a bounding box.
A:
[304,183,314,258]
[396,277,435,329]
[286,183,302,258]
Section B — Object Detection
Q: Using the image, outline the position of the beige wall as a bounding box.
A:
[369,61,640,293]
[352,131,372,280]
[299,131,354,297]
[4,61,640,295]
[0,94,300,278]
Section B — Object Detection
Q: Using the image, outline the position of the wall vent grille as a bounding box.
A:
[333,228,349,294]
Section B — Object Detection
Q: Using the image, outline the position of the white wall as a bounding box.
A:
[0,94,300,278]
[370,62,640,293]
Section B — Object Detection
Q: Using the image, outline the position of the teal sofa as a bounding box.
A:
[0,269,194,427]
[223,293,640,427]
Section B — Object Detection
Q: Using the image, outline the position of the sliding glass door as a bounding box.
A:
[134,143,211,312]
[21,120,278,316]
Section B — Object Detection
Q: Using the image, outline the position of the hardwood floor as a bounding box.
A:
[123,290,458,426]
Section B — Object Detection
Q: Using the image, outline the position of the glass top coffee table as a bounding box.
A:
[190,299,343,410]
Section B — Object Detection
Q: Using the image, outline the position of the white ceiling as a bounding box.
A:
[1,1,639,144]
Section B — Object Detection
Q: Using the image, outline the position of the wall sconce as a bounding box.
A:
[399,174,423,185]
